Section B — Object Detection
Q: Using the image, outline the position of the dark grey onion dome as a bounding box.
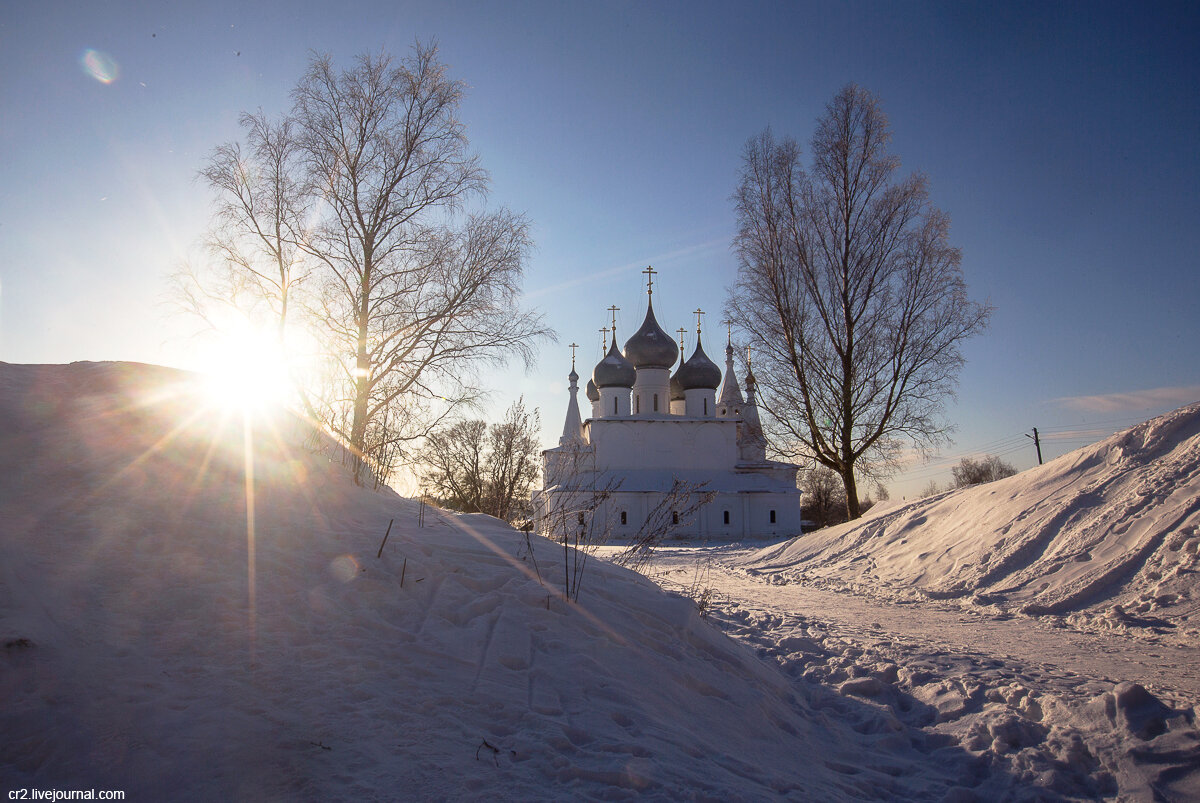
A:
[586,377,600,401]
[623,298,679,369]
[569,368,579,384]
[677,335,722,390]
[593,338,636,388]
[669,356,685,401]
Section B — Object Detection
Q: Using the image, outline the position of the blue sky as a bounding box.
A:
[3,1,1197,497]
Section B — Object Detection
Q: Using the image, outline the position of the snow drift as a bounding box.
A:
[747,402,1200,638]
[0,361,932,799]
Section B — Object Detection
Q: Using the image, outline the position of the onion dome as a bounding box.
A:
[623,298,679,369]
[677,335,722,390]
[569,367,579,384]
[669,360,685,401]
[585,377,600,402]
[593,337,636,388]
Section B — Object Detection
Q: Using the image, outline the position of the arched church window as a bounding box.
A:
[653,393,658,412]
[672,511,679,525]
[770,510,776,524]
[636,396,640,414]
[620,511,627,525]
[578,512,585,525]
[614,397,618,415]
[723,510,730,525]
[704,398,708,415]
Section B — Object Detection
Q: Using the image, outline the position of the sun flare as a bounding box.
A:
[200,326,293,413]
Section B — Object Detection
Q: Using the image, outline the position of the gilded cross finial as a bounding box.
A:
[569,342,579,369]
[676,326,688,351]
[607,305,620,339]
[642,265,656,296]
[598,326,609,355]
[693,308,705,335]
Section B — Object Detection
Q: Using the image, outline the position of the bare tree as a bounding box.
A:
[483,398,541,523]
[420,419,488,513]
[418,398,542,523]
[728,85,991,519]
[951,454,1017,488]
[801,465,847,528]
[293,44,549,482]
[168,111,313,357]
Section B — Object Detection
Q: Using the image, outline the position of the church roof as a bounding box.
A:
[623,297,679,369]
[585,377,600,402]
[677,334,722,390]
[717,341,744,408]
[593,337,636,388]
[669,359,685,401]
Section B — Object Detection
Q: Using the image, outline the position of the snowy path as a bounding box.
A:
[640,545,1200,706]
[608,543,1200,801]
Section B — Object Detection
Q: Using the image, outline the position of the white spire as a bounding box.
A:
[740,347,766,461]
[716,331,744,417]
[560,348,584,445]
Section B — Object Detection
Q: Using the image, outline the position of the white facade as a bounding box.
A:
[533,288,802,541]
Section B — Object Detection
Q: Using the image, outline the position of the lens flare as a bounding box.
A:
[200,323,292,413]
[329,554,359,583]
[81,49,119,84]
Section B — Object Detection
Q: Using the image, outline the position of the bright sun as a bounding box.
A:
[200,325,293,413]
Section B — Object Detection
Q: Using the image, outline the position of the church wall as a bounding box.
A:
[588,418,737,472]
[575,488,801,540]
[597,387,631,417]
[684,388,716,418]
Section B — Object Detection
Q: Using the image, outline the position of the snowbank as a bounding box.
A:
[746,402,1200,639]
[0,361,919,799]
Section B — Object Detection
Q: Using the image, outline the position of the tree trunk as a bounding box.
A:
[349,317,370,485]
[841,463,860,520]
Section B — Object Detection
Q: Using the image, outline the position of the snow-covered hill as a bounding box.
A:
[745,402,1200,640]
[0,361,924,799]
[4,362,1198,800]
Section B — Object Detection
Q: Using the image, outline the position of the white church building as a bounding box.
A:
[532,271,802,541]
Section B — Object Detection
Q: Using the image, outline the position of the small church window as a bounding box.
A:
[672,511,679,525]
[614,397,618,415]
[578,512,585,525]
[636,396,640,414]
[770,510,776,524]
[704,398,708,415]
[653,393,659,412]
[620,511,627,525]
[723,510,730,525]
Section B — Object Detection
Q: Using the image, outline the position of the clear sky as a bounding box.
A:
[3,1,1198,498]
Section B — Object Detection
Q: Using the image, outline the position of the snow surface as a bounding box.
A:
[744,402,1200,640]
[3,362,1198,801]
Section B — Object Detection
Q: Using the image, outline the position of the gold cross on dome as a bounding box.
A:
[642,265,656,296]
[693,308,705,334]
[607,305,620,333]
[569,342,579,369]
[676,326,688,350]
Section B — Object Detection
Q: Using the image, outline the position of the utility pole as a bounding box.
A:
[1025,427,1043,465]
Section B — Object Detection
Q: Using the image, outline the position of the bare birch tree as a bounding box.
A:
[484,398,541,522]
[728,85,991,519]
[292,45,549,482]
[186,111,313,343]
